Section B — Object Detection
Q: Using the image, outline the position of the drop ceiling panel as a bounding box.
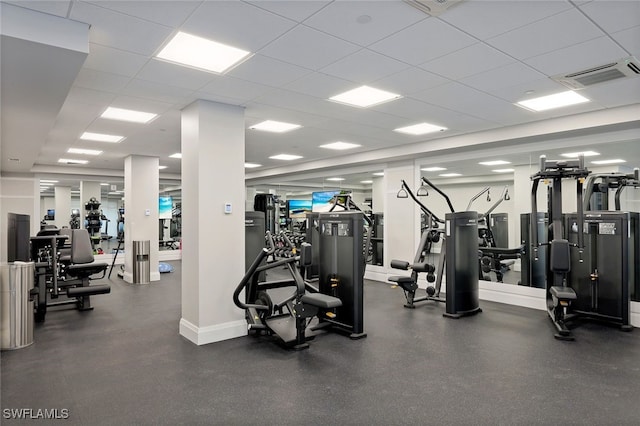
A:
[420,43,515,80]
[284,72,356,99]
[370,97,457,123]
[583,77,640,108]
[73,68,131,93]
[372,66,450,95]
[369,18,476,65]
[63,86,118,108]
[489,77,567,103]
[69,1,173,56]
[181,1,297,51]
[259,25,361,70]
[5,0,71,17]
[460,62,547,94]
[228,54,311,88]
[440,0,573,40]
[123,78,194,106]
[579,0,640,33]
[303,1,425,47]
[136,59,216,91]
[246,0,331,23]
[487,9,605,60]
[320,49,409,83]
[85,0,200,27]
[525,36,629,76]
[82,43,149,77]
[611,25,640,57]
[199,76,276,105]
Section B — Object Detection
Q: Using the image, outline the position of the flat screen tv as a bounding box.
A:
[287,199,312,219]
[311,191,342,213]
[159,196,173,219]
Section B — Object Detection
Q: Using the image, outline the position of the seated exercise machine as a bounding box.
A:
[531,155,633,340]
[31,228,111,322]
[388,178,481,318]
[233,232,342,350]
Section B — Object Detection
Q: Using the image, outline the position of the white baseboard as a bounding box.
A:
[179,318,247,345]
[478,280,546,311]
[631,302,640,328]
[159,250,181,261]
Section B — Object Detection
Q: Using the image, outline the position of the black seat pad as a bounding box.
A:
[301,293,342,309]
[550,286,576,300]
[67,262,108,278]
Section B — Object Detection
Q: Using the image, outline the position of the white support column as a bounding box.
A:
[372,176,384,213]
[0,176,39,262]
[180,100,246,345]
[54,186,71,228]
[79,181,101,229]
[123,155,160,283]
[383,163,417,268]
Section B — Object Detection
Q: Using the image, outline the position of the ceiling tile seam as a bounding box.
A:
[572,2,633,56]
[77,0,177,29]
[240,0,334,26]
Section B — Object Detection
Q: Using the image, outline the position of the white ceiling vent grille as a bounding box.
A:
[551,56,640,90]
[404,0,465,17]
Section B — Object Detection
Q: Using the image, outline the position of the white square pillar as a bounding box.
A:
[179,100,246,345]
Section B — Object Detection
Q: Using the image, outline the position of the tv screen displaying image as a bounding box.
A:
[159,196,173,219]
[287,200,312,219]
[46,209,55,220]
[311,191,342,212]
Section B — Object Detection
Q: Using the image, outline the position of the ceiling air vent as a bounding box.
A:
[404,0,465,17]
[551,56,640,90]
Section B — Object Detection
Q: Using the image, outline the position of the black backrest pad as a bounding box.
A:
[550,239,571,273]
[299,243,312,267]
[71,229,96,264]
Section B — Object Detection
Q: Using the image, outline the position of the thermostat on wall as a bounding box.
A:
[224,203,232,214]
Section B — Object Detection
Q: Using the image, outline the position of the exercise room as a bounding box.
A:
[1,1,639,424]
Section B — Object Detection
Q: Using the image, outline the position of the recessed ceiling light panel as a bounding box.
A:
[394,122,447,135]
[421,166,447,172]
[58,158,89,165]
[156,31,251,74]
[319,141,361,150]
[68,148,103,156]
[329,85,401,108]
[479,160,511,166]
[80,132,124,143]
[169,153,182,159]
[591,159,626,165]
[516,90,589,112]
[158,165,167,170]
[40,180,59,183]
[244,163,262,168]
[269,154,303,161]
[326,177,345,181]
[439,173,462,177]
[101,107,157,124]
[560,151,600,157]
[249,120,301,133]
[360,180,373,184]
[492,168,515,173]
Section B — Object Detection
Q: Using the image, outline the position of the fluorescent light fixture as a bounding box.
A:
[68,148,103,156]
[360,180,373,184]
[479,160,511,166]
[58,158,89,165]
[516,90,589,112]
[329,85,401,108]
[100,183,109,186]
[492,168,515,173]
[560,151,600,158]
[156,31,251,74]
[373,172,384,176]
[319,141,361,150]
[244,163,262,168]
[326,177,345,181]
[39,182,55,186]
[394,122,447,135]
[249,120,301,133]
[108,192,122,195]
[80,132,124,143]
[439,173,462,177]
[421,167,447,172]
[40,180,59,183]
[159,165,167,170]
[269,154,303,161]
[101,107,157,124]
[591,159,626,165]
[169,153,182,159]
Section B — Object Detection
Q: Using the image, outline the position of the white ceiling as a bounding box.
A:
[1,0,639,192]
